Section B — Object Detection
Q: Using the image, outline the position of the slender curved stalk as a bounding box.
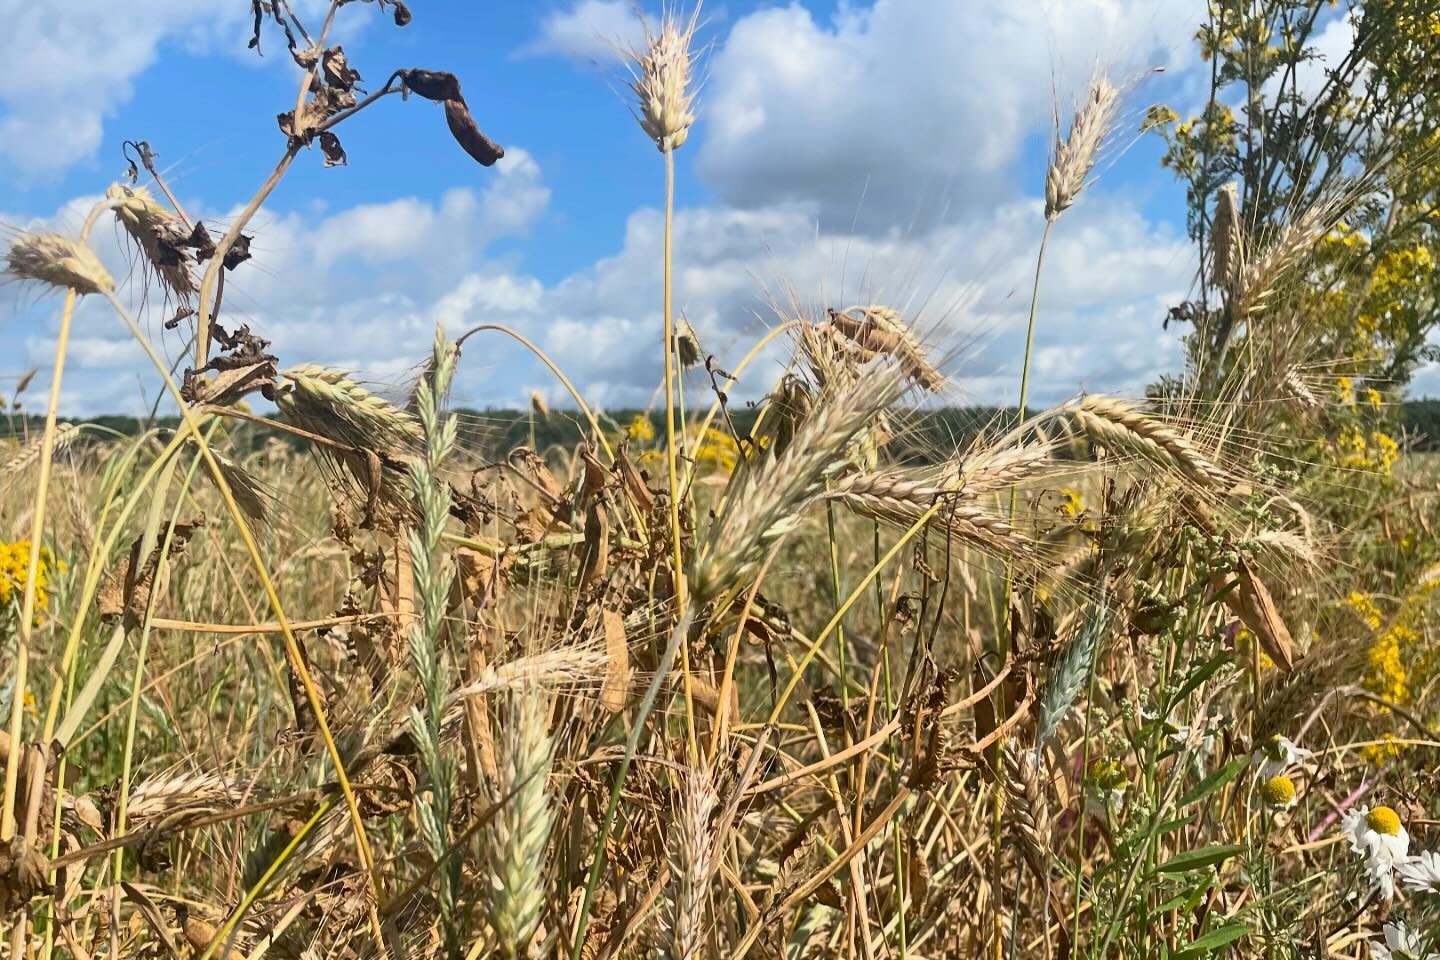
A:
[456,323,617,463]
[103,291,389,955]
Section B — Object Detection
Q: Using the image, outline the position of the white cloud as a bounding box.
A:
[0,0,342,178]
[695,0,1201,230]
[6,0,1210,418]
[522,0,644,61]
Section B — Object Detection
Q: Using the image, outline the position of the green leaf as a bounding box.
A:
[1156,844,1244,874]
[1171,921,1251,959]
[1178,758,1248,808]
[1171,651,1233,705]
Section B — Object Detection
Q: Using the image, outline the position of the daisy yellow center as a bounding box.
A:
[1260,774,1296,806]
[1366,806,1402,836]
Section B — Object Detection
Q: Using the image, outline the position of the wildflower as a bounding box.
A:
[1085,757,1128,817]
[1370,921,1439,960]
[1258,774,1298,810]
[0,540,58,627]
[1250,734,1313,780]
[1057,487,1084,517]
[626,414,656,444]
[1399,851,1440,895]
[1342,805,1411,899]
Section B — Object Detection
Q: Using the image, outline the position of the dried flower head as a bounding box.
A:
[105,183,199,304]
[4,231,114,296]
[626,4,701,152]
[1045,73,1119,221]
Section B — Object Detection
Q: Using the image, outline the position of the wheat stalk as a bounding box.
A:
[1230,202,1330,319]
[277,364,421,452]
[827,305,945,393]
[827,471,1034,557]
[665,772,718,960]
[1034,608,1108,748]
[126,771,240,824]
[625,3,702,153]
[1210,182,1244,290]
[4,231,114,296]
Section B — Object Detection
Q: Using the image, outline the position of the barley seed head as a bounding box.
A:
[4,231,114,296]
[627,4,701,152]
[1045,73,1118,221]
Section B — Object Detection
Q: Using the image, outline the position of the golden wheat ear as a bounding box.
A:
[4,230,114,296]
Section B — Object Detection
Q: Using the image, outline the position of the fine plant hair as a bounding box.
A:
[487,688,555,958]
[690,361,904,603]
[1045,72,1119,221]
[3,230,115,297]
[406,326,463,954]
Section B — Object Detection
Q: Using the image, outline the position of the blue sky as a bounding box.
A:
[1,0,1342,416]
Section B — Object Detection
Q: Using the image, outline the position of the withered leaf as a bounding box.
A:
[178,220,216,259]
[1217,556,1297,672]
[443,98,504,166]
[319,131,348,167]
[222,234,253,271]
[580,501,610,588]
[321,46,361,91]
[99,518,205,630]
[401,69,463,102]
[599,609,630,713]
[391,0,412,25]
[183,359,277,407]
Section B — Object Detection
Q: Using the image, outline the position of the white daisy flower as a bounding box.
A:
[1258,773,1298,810]
[1370,920,1439,960]
[1342,805,1411,899]
[1250,734,1312,780]
[1399,850,1440,896]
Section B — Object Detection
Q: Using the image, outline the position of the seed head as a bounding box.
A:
[1045,73,1119,221]
[626,5,701,152]
[4,231,114,296]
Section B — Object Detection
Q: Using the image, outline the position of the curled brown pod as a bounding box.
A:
[402,69,463,102]
[444,98,504,166]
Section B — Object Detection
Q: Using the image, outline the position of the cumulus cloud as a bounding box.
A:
[521,0,645,61]
[0,0,339,179]
[695,0,1201,231]
[6,0,1209,418]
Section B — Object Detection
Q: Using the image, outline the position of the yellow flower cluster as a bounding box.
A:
[625,414,656,444]
[692,427,739,474]
[1345,591,1383,629]
[1368,624,1413,705]
[0,540,59,627]
[1333,425,1399,474]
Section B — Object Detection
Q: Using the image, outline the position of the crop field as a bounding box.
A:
[2,1,1440,958]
